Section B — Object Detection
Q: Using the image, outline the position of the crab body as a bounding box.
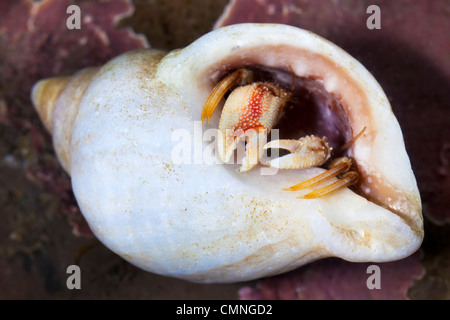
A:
[218,82,288,172]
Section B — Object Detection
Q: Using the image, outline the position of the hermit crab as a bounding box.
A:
[31,24,423,283]
[201,67,363,199]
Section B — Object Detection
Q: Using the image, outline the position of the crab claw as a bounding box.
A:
[217,82,285,172]
[202,68,290,172]
[264,135,332,169]
[218,127,268,172]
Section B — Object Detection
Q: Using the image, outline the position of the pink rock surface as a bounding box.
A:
[0,0,147,236]
[240,253,424,300]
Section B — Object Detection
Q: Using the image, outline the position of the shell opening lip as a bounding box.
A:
[157,25,422,235]
[208,64,421,233]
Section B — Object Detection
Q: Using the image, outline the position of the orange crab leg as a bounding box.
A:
[283,157,352,191]
[298,171,358,199]
[201,69,251,125]
[281,126,366,198]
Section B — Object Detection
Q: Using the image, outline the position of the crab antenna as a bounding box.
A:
[336,126,366,154]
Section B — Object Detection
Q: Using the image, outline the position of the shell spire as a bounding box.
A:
[31,67,100,173]
[31,76,70,134]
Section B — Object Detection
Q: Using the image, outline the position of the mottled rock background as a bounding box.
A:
[0,0,448,299]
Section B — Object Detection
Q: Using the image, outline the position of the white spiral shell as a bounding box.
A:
[31,24,422,283]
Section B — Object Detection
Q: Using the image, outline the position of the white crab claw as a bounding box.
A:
[264,135,332,169]
[217,127,268,172]
[238,128,268,173]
